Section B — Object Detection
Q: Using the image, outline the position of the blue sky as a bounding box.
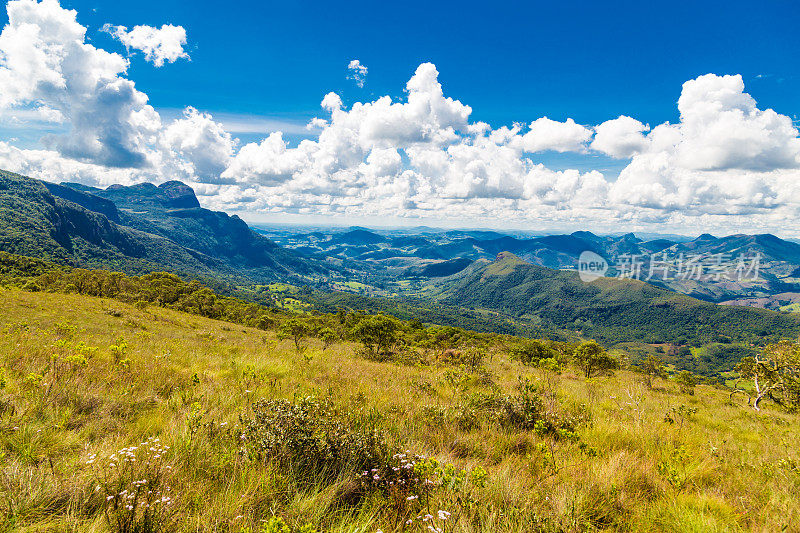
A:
[3,0,800,235]
[59,0,800,130]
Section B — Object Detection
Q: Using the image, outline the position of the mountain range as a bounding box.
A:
[264,224,800,304]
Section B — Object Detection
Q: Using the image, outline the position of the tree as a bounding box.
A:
[318,327,338,351]
[676,370,697,395]
[257,314,275,330]
[511,339,555,365]
[350,314,401,359]
[278,318,311,355]
[733,340,800,411]
[573,340,619,378]
[641,355,667,389]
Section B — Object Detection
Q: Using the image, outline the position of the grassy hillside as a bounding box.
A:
[430,253,800,346]
[1,250,784,377]
[2,288,800,531]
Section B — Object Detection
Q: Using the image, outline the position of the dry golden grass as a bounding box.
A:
[0,287,799,532]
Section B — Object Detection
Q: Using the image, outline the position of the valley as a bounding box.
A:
[256,223,800,306]
[5,171,800,380]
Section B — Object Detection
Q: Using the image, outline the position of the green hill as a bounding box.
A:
[429,252,800,346]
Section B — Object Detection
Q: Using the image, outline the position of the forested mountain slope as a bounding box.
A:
[429,252,800,344]
[0,170,326,284]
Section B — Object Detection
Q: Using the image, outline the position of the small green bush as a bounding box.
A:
[511,339,556,365]
[676,370,698,395]
[455,379,591,437]
[241,396,389,481]
[21,280,40,292]
[574,341,619,378]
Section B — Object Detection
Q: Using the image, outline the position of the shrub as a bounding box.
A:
[455,379,591,437]
[657,445,691,489]
[511,339,556,365]
[733,340,800,411]
[318,327,338,350]
[277,318,310,355]
[350,314,401,359]
[109,339,129,364]
[639,354,667,388]
[497,379,589,435]
[241,396,389,482]
[664,405,698,429]
[411,379,436,396]
[676,370,698,395]
[256,314,275,330]
[21,280,40,292]
[261,517,289,533]
[358,452,488,531]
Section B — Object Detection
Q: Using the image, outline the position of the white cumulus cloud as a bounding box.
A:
[161,107,236,182]
[347,59,368,88]
[607,74,800,216]
[515,117,593,153]
[591,116,650,159]
[103,23,189,67]
[0,0,160,168]
[3,0,800,234]
[0,0,226,181]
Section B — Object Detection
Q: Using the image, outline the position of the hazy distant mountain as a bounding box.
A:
[328,229,388,246]
[664,233,800,264]
[444,229,508,240]
[390,235,431,248]
[639,239,675,254]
